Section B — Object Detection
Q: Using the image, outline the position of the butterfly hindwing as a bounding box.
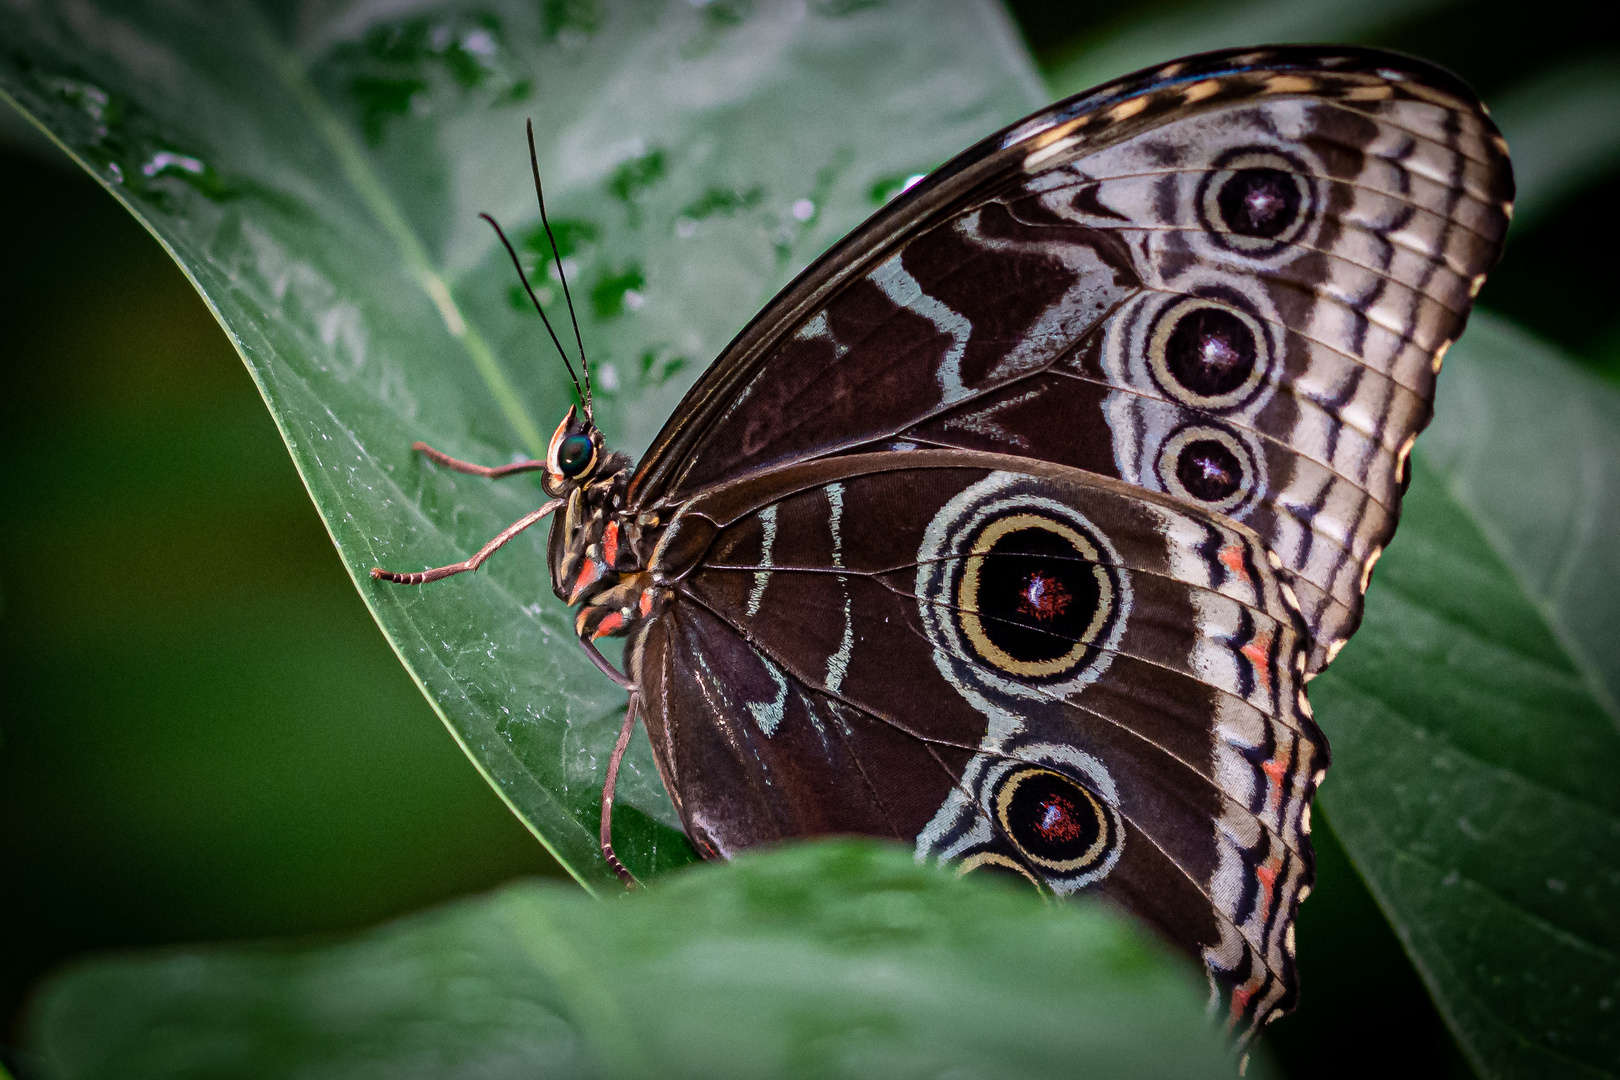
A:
[630,451,1323,1030]
[629,47,1512,670]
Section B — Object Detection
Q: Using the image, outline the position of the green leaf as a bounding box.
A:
[1313,312,1620,1079]
[0,0,1045,890]
[23,840,1245,1080]
[1041,0,1466,99]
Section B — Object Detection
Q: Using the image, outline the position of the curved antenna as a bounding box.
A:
[480,211,585,410]
[527,119,593,416]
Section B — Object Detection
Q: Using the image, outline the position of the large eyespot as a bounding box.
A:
[993,766,1118,875]
[556,433,595,478]
[1157,423,1264,516]
[915,474,1133,702]
[1195,146,1316,256]
[957,513,1118,680]
[1147,296,1270,410]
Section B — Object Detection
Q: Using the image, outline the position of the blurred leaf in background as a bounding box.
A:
[2,1,1618,1079]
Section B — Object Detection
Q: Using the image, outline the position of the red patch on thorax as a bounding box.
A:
[1018,572,1072,621]
[592,610,625,639]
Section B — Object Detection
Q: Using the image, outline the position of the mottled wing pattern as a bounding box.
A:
[632,451,1325,1033]
[630,47,1513,670]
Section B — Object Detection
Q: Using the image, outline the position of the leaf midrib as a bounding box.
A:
[233,0,546,456]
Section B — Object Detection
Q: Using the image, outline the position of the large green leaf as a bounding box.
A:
[0,0,1044,891]
[22,840,1245,1080]
[1313,312,1620,1079]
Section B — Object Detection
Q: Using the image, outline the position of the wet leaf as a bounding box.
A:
[1314,312,1620,1079]
[24,840,1244,1080]
[0,0,1044,890]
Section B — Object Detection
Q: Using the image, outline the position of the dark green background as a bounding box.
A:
[3,2,1615,1076]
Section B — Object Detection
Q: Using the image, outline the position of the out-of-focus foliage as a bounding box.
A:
[24,842,1243,1080]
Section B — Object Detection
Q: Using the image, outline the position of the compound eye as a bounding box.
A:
[556,433,595,478]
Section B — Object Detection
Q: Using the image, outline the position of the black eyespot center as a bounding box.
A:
[1165,306,1257,397]
[1176,438,1244,502]
[973,525,1101,666]
[557,433,595,477]
[1217,167,1301,239]
[998,768,1108,868]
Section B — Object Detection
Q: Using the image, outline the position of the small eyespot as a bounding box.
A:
[556,434,595,478]
[1146,297,1270,410]
[1156,422,1264,519]
[1195,146,1316,257]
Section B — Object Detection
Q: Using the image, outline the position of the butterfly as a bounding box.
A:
[373,44,1513,1037]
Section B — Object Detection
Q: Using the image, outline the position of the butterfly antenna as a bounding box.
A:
[528,119,593,416]
[480,211,586,410]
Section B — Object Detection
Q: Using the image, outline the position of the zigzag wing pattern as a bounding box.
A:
[631,47,1512,672]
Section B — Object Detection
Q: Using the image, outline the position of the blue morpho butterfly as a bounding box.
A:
[373,45,1512,1037]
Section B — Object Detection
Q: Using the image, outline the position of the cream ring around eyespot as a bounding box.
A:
[957,513,1114,679]
[995,767,1113,874]
[1146,296,1271,411]
[955,851,1042,888]
[1156,424,1259,515]
[1193,147,1317,258]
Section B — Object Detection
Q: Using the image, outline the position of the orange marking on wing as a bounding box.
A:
[1262,755,1289,815]
[1229,979,1259,1025]
[638,589,654,618]
[602,520,620,567]
[1218,544,1250,582]
[592,610,625,639]
[1240,627,1274,696]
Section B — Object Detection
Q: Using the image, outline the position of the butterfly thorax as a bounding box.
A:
[549,449,666,641]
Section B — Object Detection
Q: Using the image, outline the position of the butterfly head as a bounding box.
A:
[543,405,607,495]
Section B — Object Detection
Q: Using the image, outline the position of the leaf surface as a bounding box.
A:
[24,840,1245,1080]
[1314,312,1620,1079]
[0,0,1045,890]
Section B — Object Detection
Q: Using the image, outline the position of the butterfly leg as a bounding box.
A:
[579,636,635,690]
[412,441,548,478]
[600,690,640,888]
[370,499,561,584]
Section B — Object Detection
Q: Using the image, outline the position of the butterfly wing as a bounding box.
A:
[631,451,1322,1033]
[629,45,1513,670]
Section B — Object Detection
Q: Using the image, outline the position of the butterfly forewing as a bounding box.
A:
[629,47,1512,672]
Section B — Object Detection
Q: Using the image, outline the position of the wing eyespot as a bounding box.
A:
[994,766,1119,875]
[1194,147,1317,257]
[1147,296,1273,411]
